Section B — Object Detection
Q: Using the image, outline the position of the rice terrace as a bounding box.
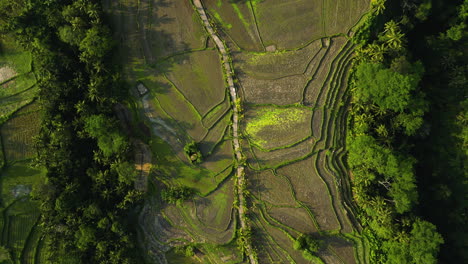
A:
[0,0,459,263]
[102,0,369,262]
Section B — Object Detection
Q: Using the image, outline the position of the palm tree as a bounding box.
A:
[88,87,100,102]
[383,20,405,50]
[372,0,386,15]
[376,124,389,138]
[365,43,387,62]
[383,20,399,34]
[386,32,405,50]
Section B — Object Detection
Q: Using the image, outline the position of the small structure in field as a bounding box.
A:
[266,45,276,52]
[137,82,148,96]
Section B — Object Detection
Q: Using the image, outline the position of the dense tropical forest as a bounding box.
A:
[347,0,467,263]
[0,0,465,263]
[0,0,144,263]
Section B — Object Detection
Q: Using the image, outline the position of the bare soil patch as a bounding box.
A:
[0,66,16,83]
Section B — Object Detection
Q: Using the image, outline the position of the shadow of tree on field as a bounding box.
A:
[248,176,269,194]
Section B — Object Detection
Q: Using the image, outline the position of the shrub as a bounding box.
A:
[161,186,195,204]
[293,234,323,259]
[184,141,202,164]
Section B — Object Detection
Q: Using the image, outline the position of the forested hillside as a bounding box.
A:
[346,0,467,263]
[0,0,143,263]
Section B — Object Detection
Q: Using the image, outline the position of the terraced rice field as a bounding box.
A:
[104,0,370,263]
[0,37,47,264]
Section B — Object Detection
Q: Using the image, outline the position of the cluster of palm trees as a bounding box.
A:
[356,20,406,63]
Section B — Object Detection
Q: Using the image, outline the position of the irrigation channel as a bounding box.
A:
[192,0,257,263]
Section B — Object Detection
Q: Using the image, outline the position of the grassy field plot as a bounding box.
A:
[201,98,230,129]
[103,0,207,63]
[324,0,369,36]
[198,242,244,264]
[245,105,312,150]
[200,139,233,175]
[267,206,318,234]
[236,40,322,79]
[251,137,314,169]
[254,208,309,263]
[0,87,37,119]
[20,221,41,264]
[324,236,357,264]
[146,76,207,142]
[7,214,38,261]
[304,36,348,107]
[0,72,36,98]
[0,37,32,78]
[250,170,297,207]
[199,112,231,156]
[312,109,325,139]
[172,200,235,245]
[251,213,289,263]
[205,0,263,51]
[150,136,218,196]
[0,161,45,208]
[239,74,307,105]
[316,151,353,233]
[233,40,324,105]
[1,103,41,162]
[1,198,40,262]
[277,155,340,231]
[165,50,226,116]
[194,177,235,233]
[165,248,202,264]
[252,0,324,49]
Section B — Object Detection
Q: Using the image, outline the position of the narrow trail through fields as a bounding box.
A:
[192,1,257,263]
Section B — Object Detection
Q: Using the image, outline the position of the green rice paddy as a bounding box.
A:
[103,0,371,263]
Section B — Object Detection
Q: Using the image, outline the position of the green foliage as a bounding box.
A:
[354,62,423,112]
[293,234,322,260]
[84,115,128,157]
[409,220,444,264]
[415,0,432,21]
[347,1,449,261]
[0,0,144,263]
[446,23,466,41]
[383,239,411,264]
[245,106,310,148]
[58,25,82,46]
[111,161,137,185]
[174,244,196,257]
[161,186,195,204]
[383,219,444,264]
[353,13,377,45]
[75,225,96,251]
[184,141,203,164]
[79,25,113,62]
[0,246,12,263]
[371,0,386,15]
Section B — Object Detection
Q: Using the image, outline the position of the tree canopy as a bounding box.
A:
[355,62,423,111]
